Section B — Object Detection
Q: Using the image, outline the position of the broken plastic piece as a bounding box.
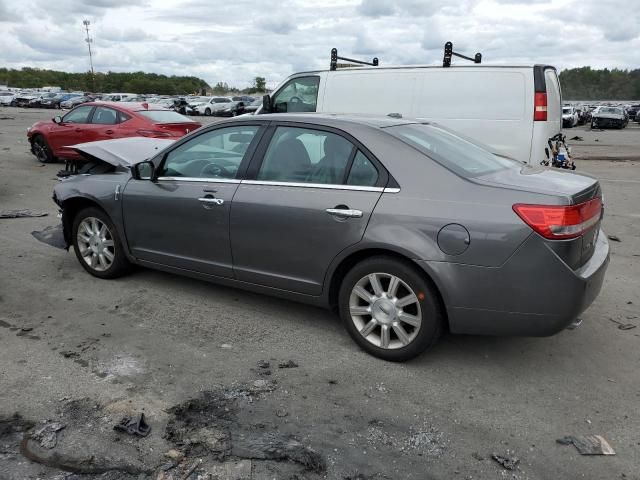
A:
[113,413,151,437]
[556,435,615,455]
[0,209,48,219]
[491,453,519,470]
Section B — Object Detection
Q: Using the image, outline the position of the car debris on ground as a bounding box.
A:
[556,435,616,455]
[31,224,67,249]
[113,413,151,437]
[491,452,520,470]
[0,209,48,219]
[30,422,65,449]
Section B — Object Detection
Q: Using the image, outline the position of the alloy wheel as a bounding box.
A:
[76,217,116,272]
[33,139,49,163]
[349,272,422,349]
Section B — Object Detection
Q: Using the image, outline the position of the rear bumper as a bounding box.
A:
[418,230,610,336]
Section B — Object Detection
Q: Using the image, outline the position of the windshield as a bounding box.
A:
[387,123,519,177]
[562,107,572,114]
[137,110,196,123]
[600,107,622,114]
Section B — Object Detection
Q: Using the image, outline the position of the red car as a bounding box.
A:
[27,102,202,163]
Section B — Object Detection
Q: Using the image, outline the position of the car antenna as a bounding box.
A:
[330,48,379,71]
[442,41,482,67]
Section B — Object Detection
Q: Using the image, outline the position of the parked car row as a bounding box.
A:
[0,90,257,116]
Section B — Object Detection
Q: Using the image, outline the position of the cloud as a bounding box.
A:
[0,0,638,89]
[357,0,395,17]
[256,18,297,35]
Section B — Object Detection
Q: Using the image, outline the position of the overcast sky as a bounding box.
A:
[0,0,638,88]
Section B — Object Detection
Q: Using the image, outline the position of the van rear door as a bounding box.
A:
[529,66,562,165]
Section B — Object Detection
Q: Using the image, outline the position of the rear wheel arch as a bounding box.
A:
[327,248,449,331]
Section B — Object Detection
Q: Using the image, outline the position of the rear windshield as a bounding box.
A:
[137,110,196,123]
[387,123,519,177]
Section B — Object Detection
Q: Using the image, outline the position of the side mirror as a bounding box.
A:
[262,94,272,113]
[132,160,155,180]
[53,116,62,124]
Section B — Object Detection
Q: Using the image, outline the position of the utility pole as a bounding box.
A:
[83,20,95,91]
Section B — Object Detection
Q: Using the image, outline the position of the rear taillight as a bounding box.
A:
[534,92,547,121]
[513,198,602,240]
[136,129,172,137]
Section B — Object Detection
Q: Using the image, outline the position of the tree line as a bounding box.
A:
[0,68,211,95]
[559,67,640,100]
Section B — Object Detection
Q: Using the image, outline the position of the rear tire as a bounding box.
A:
[72,207,131,279]
[338,256,443,361]
[32,135,54,163]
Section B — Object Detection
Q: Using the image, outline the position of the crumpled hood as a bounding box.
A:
[69,137,176,167]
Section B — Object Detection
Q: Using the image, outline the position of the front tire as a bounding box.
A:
[32,135,54,163]
[205,108,211,116]
[72,207,131,279]
[338,256,443,361]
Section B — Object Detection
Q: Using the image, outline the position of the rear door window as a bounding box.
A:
[91,106,118,125]
[271,76,320,113]
[62,105,94,124]
[257,126,354,184]
[347,151,379,186]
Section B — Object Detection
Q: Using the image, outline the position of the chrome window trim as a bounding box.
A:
[383,187,401,193]
[240,180,384,192]
[157,176,241,184]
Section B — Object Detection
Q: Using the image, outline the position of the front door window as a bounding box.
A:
[272,76,320,113]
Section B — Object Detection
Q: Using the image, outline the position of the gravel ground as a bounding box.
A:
[0,108,639,479]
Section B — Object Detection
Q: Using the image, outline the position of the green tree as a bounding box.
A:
[254,76,266,91]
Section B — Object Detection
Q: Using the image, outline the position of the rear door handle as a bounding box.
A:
[105,129,114,134]
[325,208,363,218]
[198,197,224,206]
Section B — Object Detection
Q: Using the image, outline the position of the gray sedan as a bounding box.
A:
[52,114,609,361]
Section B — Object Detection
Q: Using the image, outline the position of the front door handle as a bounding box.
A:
[198,197,224,206]
[325,208,363,218]
[105,129,114,134]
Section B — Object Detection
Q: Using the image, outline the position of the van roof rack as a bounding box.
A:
[330,48,379,71]
[442,41,482,67]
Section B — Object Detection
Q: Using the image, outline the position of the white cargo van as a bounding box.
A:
[259,63,562,165]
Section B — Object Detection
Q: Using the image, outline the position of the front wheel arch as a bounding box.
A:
[61,197,109,247]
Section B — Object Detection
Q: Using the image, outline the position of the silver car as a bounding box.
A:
[52,114,609,361]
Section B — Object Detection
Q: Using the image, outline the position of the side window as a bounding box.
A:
[257,127,354,185]
[62,106,93,124]
[91,106,118,125]
[160,126,259,179]
[347,151,379,186]
[272,76,320,113]
[118,112,131,123]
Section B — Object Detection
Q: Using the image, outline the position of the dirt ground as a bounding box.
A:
[0,108,639,480]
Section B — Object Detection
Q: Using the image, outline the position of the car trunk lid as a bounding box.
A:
[153,121,202,136]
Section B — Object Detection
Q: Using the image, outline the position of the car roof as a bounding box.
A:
[225,112,417,129]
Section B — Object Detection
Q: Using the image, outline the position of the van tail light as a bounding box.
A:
[513,198,602,240]
[136,129,172,137]
[534,92,547,121]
